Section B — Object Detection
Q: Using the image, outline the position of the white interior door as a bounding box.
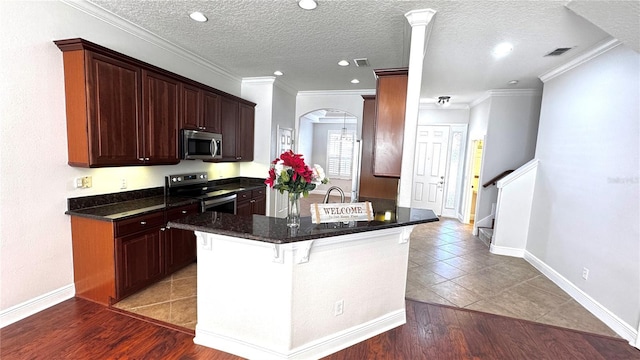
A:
[275,127,293,218]
[412,126,449,215]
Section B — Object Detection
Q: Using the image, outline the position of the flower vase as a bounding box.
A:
[287,192,301,228]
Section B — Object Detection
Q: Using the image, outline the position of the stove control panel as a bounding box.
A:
[167,172,208,187]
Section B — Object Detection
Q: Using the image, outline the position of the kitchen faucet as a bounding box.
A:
[323,186,345,203]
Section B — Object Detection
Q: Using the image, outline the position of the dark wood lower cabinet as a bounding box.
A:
[70,203,198,306]
[116,228,164,300]
[236,187,266,216]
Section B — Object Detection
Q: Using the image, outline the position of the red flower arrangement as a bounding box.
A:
[265,150,328,196]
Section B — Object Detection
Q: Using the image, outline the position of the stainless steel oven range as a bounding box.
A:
[166,172,237,213]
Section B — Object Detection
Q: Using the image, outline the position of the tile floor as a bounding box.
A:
[113,217,617,338]
[112,264,197,330]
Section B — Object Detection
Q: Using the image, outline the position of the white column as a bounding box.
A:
[397,9,436,207]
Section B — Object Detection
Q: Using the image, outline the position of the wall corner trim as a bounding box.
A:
[539,38,622,83]
[0,284,75,328]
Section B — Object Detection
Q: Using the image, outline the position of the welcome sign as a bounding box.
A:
[310,202,374,224]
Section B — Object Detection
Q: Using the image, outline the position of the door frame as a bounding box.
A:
[460,137,485,224]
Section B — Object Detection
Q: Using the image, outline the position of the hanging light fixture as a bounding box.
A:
[437,96,451,107]
[340,111,348,141]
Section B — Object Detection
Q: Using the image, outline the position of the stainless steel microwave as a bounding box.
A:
[181,129,222,160]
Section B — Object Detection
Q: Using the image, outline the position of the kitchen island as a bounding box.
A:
[168,205,438,360]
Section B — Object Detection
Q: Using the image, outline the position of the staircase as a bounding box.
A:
[478,227,493,247]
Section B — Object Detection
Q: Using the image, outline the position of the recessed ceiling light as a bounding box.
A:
[338,60,349,66]
[492,42,513,57]
[189,12,208,22]
[298,0,317,10]
[351,79,360,84]
[508,80,519,85]
[273,70,283,76]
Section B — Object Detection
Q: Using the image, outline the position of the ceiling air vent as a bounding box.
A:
[353,58,370,67]
[544,47,574,56]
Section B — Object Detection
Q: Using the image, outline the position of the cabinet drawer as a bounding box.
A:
[166,203,199,221]
[115,211,165,237]
[252,188,265,198]
[237,190,251,202]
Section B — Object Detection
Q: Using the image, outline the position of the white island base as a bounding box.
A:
[193,225,415,360]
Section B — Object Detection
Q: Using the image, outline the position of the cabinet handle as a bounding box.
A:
[138,158,144,161]
[140,221,147,225]
[144,157,150,161]
[236,157,242,160]
[160,227,166,231]
[251,199,255,203]
[181,210,188,214]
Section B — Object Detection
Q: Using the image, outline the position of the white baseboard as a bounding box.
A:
[0,284,75,328]
[490,244,525,257]
[194,309,406,360]
[524,251,638,345]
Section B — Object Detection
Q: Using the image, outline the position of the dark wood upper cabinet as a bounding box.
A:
[359,95,399,199]
[202,90,222,133]
[55,38,255,167]
[372,68,408,178]
[180,82,202,130]
[238,102,255,162]
[86,52,141,167]
[142,70,180,164]
[180,85,221,133]
[220,96,239,160]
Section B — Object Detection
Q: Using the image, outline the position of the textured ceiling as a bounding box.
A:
[88,0,628,104]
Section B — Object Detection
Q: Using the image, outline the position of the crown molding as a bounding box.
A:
[274,80,299,97]
[539,38,622,82]
[469,89,541,108]
[487,89,542,97]
[242,77,276,85]
[61,0,240,84]
[297,89,376,97]
[470,92,491,107]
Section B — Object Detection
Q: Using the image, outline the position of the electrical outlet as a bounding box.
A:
[75,176,92,189]
[82,176,92,188]
[120,178,127,190]
[334,299,344,316]
[582,267,589,280]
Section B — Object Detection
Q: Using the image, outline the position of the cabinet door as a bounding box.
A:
[238,103,255,162]
[180,82,201,130]
[202,90,221,133]
[373,69,408,178]
[164,228,196,274]
[252,188,266,215]
[87,52,141,166]
[220,97,239,160]
[165,204,198,274]
[359,95,399,199]
[142,70,180,165]
[116,228,164,299]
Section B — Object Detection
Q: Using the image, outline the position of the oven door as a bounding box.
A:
[202,194,237,214]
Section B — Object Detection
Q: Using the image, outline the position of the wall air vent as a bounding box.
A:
[353,58,370,67]
[544,47,574,56]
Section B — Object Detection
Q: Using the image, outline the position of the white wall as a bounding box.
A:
[418,106,470,125]
[475,91,542,224]
[0,1,243,318]
[527,43,639,334]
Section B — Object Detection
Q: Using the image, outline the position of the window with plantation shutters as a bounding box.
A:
[326,130,354,178]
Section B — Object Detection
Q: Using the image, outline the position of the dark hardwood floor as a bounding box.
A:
[1,297,638,360]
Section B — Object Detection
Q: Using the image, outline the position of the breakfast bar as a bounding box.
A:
[168,205,438,360]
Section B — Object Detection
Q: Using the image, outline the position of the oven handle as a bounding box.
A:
[203,194,237,208]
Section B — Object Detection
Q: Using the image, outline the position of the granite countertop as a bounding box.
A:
[65,178,266,222]
[168,204,439,244]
